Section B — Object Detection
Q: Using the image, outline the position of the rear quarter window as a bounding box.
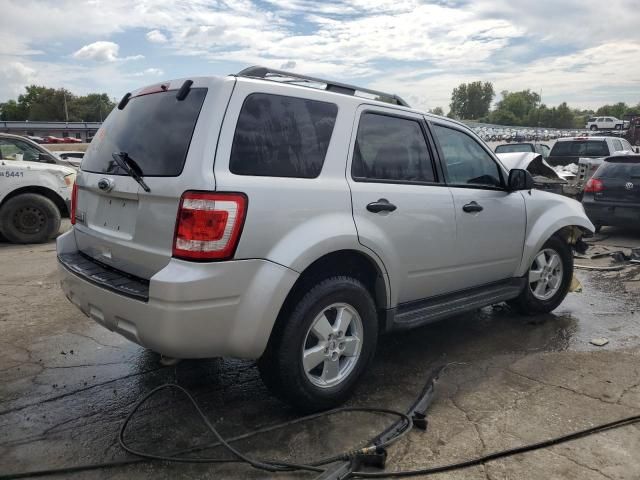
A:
[230,93,338,178]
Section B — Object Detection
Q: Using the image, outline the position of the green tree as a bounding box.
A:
[491,90,540,126]
[0,100,28,120]
[596,102,628,119]
[428,106,445,116]
[449,81,495,120]
[0,85,115,122]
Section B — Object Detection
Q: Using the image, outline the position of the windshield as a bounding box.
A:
[495,144,534,154]
[550,140,608,157]
[82,88,207,177]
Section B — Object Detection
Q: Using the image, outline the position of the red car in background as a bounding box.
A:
[43,136,82,144]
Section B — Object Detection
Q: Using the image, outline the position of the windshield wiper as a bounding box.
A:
[111,152,151,192]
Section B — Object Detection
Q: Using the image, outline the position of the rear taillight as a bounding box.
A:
[70,182,78,225]
[584,178,604,193]
[172,191,247,261]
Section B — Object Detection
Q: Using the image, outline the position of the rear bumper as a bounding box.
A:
[583,201,640,226]
[56,230,299,359]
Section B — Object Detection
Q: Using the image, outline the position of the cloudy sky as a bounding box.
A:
[1,0,638,112]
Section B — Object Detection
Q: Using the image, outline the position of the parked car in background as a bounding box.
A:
[582,156,640,232]
[57,67,594,411]
[546,136,637,167]
[496,152,567,195]
[495,142,551,159]
[0,133,82,168]
[62,137,82,144]
[0,148,75,243]
[585,117,625,131]
[26,136,45,144]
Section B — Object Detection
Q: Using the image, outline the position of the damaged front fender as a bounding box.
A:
[517,191,594,277]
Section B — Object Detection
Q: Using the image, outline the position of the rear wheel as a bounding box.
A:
[258,276,378,412]
[509,236,573,314]
[0,194,61,244]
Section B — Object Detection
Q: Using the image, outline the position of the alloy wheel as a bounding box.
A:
[302,303,363,388]
[529,248,564,301]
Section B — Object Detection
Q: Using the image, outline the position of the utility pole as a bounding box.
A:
[63,92,69,122]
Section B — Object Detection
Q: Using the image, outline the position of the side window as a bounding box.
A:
[0,139,42,162]
[352,113,435,183]
[230,93,337,178]
[612,139,623,151]
[432,124,503,188]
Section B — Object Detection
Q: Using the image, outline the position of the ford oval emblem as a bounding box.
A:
[98,178,114,192]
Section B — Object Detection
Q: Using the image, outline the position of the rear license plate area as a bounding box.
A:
[89,196,138,238]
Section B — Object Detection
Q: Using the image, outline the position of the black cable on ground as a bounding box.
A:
[2,382,639,480]
[351,413,640,478]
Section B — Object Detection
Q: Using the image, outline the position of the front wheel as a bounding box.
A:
[0,193,61,244]
[590,125,598,131]
[509,236,573,314]
[258,276,378,412]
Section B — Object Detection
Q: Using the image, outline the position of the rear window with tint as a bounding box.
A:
[550,140,609,157]
[495,144,535,154]
[82,88,207,176]
[599,161,640,178]
[230,93,337,178]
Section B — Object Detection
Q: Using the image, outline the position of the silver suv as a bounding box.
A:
[57,67,594,411]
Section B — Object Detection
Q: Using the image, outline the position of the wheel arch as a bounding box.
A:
[268,249,390,351]
[0,186,68,217]
[518,221,592,277]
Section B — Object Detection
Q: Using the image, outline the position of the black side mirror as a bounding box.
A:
[38,153,56,164]
[508,168,534,191]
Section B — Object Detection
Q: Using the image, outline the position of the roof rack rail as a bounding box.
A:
[236,66,410,107]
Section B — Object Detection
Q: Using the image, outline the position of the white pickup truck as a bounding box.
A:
[0,156,75,243]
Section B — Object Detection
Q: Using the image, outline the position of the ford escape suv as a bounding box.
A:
[57,67,593,411]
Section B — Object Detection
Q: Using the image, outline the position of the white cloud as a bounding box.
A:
[0,62,37,98]
[130,67,165,77]
[72,41,143,62]
[0,0,638,108]
[146,30,168,43]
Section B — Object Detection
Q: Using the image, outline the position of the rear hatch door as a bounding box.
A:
[73,77,234,279]
[595,158,640,204]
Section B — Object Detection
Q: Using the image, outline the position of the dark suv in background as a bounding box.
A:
[582,156,640,232]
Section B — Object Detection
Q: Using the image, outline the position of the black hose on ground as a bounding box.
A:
[2,370,640,480]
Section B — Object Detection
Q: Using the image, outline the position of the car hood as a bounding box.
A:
[1,159,76,176]
[496,152,565,181]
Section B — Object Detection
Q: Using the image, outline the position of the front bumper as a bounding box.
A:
[56,230,299,359]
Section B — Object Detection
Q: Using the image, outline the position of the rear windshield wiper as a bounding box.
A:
[111,152,151,192]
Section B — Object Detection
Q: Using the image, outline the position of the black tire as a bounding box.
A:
[258,276,378,412]
[590,125,597,131]
[0,194,61,244]
[615,124,622,130]
[509,235,573,315]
